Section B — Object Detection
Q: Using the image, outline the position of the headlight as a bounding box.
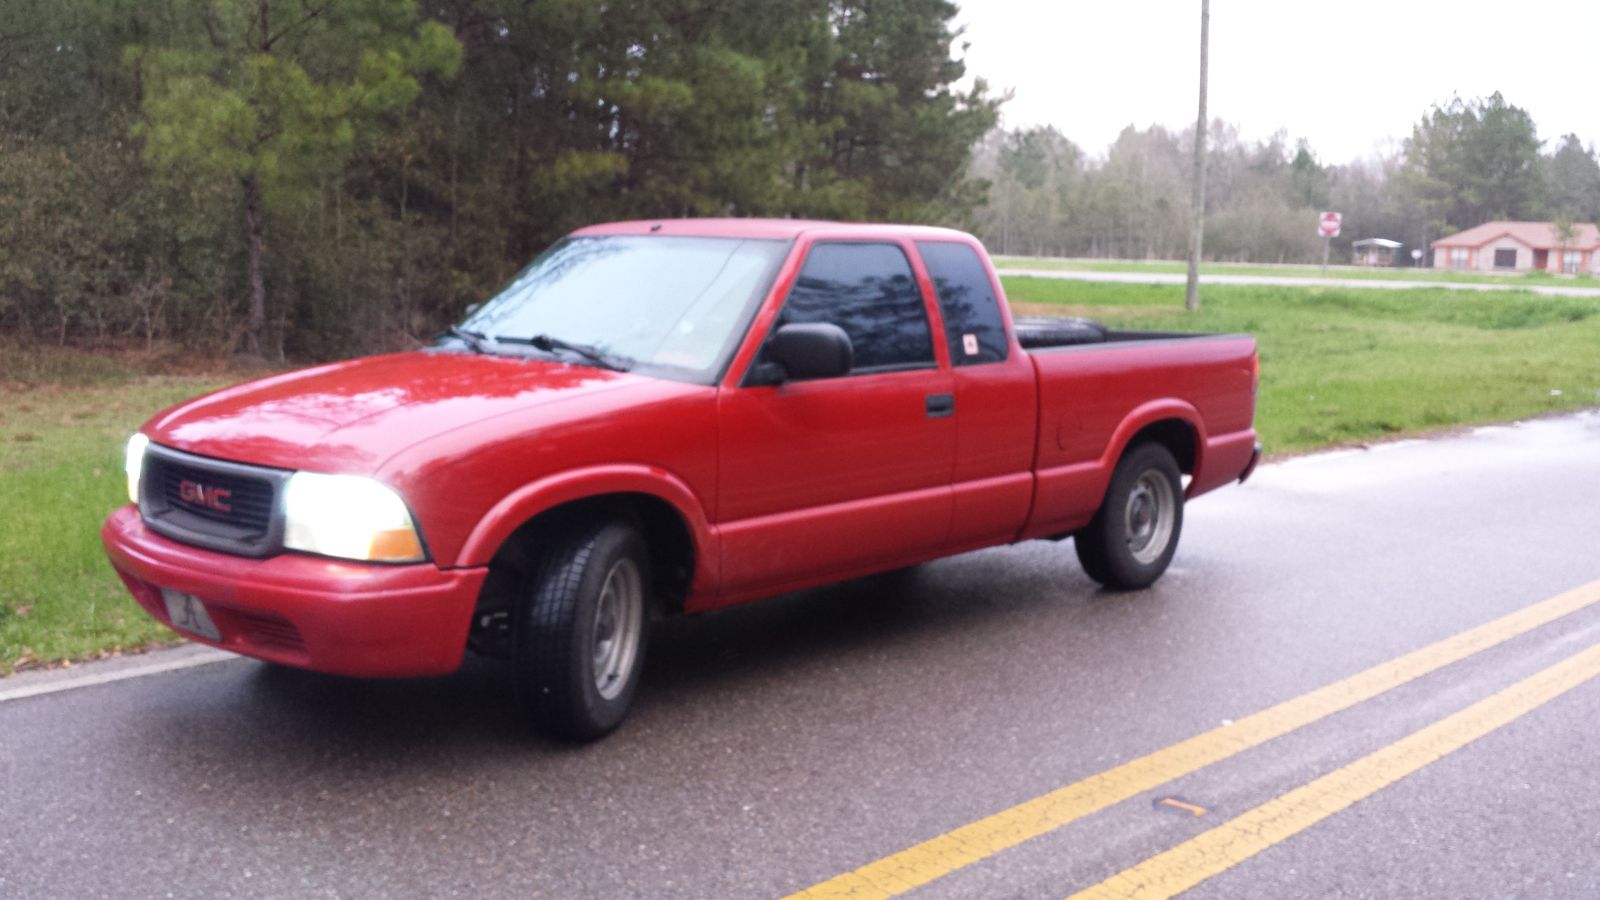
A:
[125,433,150,504]
[282,472,426,563]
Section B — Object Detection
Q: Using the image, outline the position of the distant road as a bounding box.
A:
[1001,267,1600,298]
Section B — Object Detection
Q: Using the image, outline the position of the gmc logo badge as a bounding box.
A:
[178,480,232,513]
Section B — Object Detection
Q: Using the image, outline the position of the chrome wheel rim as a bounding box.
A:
[591,558,643,701]
[1125,470,1176,565]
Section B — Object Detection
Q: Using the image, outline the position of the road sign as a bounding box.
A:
[1318,211,1342,238]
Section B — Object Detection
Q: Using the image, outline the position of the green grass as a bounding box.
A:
[0,352,231,674]
[992,255,1600,287]
[1002,276,1600,453]
[5,285,1600,674]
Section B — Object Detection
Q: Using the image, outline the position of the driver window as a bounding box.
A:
[777,242,936,373]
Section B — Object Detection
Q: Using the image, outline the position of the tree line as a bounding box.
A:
[6,0,1593,362]
[0,0,999,358]
[971,92,1600,266]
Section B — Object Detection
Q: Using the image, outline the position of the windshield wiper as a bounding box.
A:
[497,333,634,372]
[447,325,491,354]
[450,325,633,371]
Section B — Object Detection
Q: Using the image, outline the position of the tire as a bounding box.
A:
[512,520,651,741]
[1013,316,1107,349]
[1074,443,1184,590]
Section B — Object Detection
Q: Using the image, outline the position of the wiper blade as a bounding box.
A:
[447,325,491,354]
[498,333,633,372]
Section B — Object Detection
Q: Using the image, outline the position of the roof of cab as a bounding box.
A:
[571,217,977,243]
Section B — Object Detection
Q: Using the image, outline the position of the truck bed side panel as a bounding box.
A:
[1023,335,1258,537]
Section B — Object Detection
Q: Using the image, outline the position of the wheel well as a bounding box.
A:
[471,493,695,658]
[1127,419,1197,474]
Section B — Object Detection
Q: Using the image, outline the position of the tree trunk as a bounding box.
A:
[242,171,267,355]
[449,97,460,244]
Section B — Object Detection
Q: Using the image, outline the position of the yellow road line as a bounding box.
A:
[1071,639,1600,899]
[788,578,1600,899]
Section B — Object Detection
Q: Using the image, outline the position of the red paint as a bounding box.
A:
[103,507,484,676]
[103,219,1259,677]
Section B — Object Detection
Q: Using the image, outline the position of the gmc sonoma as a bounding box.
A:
[103,219,1260,740]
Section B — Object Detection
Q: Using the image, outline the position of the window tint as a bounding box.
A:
[777,242,935,372]
[917,241,1008,365]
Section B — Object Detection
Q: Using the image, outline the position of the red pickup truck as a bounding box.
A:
[103,219,1259,739]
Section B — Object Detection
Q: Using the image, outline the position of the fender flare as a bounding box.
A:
[1101,398,1208,476]
[454,464,717,593]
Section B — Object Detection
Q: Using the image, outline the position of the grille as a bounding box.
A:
[153,458,276,536]
[139,445,289,557]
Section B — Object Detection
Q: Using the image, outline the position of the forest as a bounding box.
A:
[1,0,999,358]
[3,0,1597,359]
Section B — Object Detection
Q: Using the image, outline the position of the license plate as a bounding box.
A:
[161,588,222,642]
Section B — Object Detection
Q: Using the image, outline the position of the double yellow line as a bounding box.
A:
[790,578,1600,899]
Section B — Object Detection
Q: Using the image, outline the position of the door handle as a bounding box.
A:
[925,393,955,418]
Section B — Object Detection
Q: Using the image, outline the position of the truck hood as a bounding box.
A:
[145,351,644,473]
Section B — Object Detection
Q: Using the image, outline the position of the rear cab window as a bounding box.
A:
[776,242,936,374]
[916,240,1009,366]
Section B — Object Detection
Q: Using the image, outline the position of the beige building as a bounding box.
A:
[1351,238,1402,266]
[1430,221,1600,274]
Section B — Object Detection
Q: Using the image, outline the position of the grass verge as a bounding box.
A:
[0,346,236,674]
[1002,276,1600,453]
[4,284,1599,675]
[992,255,1600,287]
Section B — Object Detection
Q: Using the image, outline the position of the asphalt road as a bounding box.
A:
[4,412,1600,898]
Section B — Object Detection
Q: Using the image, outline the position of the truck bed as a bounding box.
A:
[1018,323,1260,539]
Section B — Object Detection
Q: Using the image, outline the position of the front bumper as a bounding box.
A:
[102,505,487,677]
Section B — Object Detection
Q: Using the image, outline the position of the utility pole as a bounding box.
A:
[1185,0,1209,312]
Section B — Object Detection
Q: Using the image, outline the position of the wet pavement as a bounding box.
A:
[3,412,1599,898]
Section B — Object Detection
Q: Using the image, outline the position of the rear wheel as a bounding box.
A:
[1074,443,1184,590]
[512,520,650,741]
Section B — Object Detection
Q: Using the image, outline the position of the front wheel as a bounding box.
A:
[512,520,650,741]
[1074,443,1184,590]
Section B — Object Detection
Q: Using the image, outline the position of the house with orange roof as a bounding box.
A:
[1430,221,1600,274]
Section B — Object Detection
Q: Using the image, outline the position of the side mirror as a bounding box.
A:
[753,323,853,385]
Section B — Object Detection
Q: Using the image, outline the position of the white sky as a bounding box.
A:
[956,0,1600,164]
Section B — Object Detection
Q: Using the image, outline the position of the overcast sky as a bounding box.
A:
[956,0,1600,165]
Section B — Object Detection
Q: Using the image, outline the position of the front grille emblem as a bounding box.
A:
[178,479,233,513]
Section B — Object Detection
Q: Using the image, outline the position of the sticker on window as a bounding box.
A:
[963,334,979,356]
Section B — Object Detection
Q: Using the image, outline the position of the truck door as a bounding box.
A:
[716,240,956,600]
[915,240,1037,548]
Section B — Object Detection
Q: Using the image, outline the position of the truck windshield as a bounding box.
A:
[452,235,791,381]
